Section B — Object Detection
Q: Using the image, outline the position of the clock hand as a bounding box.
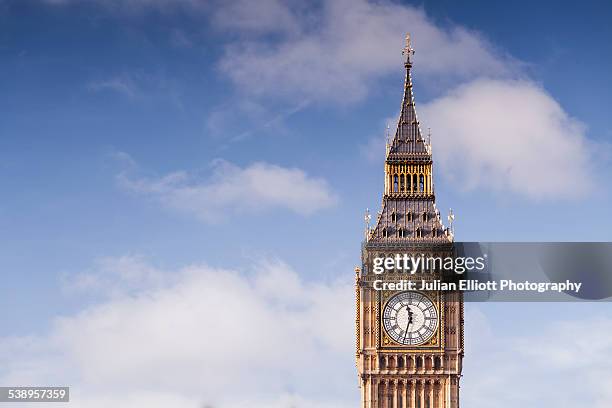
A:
[403,305,413,343]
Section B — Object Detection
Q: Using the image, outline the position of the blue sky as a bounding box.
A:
[1,1,612,407]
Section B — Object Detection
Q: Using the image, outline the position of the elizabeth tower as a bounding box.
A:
[356,35,464,408]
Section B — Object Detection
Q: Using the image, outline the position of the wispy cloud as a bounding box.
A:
[210,0,301,35]
[206,99,310,142]
[86,71,186,111]
[117,156,338,222]
[64,255,168,297]
[87,75,139,98]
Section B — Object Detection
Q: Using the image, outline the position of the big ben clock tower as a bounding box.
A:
[356,35,464,408]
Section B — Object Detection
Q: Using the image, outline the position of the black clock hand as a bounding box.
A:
[403,305,413,343]
[406,305,413,325]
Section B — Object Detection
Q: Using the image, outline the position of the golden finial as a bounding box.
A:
[402,33,415,58]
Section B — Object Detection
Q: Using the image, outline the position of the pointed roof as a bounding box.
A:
[387,34,431,161]
[366,34,452,247]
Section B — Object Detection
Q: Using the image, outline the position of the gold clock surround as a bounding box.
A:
[378,290,445,353]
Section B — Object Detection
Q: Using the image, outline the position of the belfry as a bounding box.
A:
[356,35,464,408]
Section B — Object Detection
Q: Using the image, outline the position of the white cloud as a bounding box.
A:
[420,79,595,199]
[0,256,357,408]
[463,304,612,408]
[118,158,338,222]
[217,0,516,104]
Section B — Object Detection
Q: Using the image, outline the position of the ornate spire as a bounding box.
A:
[388,33,429,160]
[366,34,451,244]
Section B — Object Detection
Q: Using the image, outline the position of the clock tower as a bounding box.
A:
[356,35,464,408]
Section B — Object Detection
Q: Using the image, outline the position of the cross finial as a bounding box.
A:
[402,33,415,60]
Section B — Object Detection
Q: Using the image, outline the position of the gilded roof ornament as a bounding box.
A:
[402,33,415,62]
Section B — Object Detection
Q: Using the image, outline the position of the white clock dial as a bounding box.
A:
[382,291,438,346]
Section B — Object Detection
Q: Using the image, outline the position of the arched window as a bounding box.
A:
[413,174,418,191]
[422,211,428,222]
[406,211,412,222]
[379,356,386,369]
[382,228,388,238]
[432,228,438,238]
[391,212,397,222]
[419,174,425,192]
[398,356,405,368]
[394,175,399,192]
[400,174,405,192]
[415,227,422,238]
[398,228,405,238]
[416,356,423,368]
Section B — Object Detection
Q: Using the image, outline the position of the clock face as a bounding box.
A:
[382,291,438,346]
